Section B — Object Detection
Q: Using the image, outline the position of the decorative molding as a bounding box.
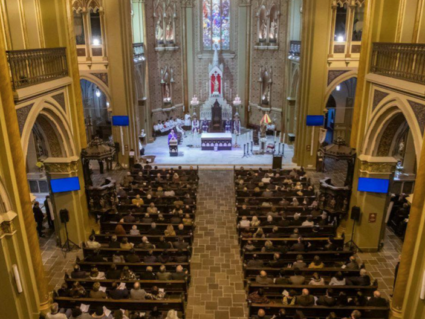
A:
[52,93,66,113]
[0,211,18,239]
[239,0,252,6]
[90,72,109,87]
[372,90,389,111]
[152,104,184,113]
[327,70,350,86]
[44,157,80,174]
[359,160,397,174]
[333,45,345,54]
[16,104,34,135]
[408,100,425,134]
[181,0,194,7]
[351,45,361,53]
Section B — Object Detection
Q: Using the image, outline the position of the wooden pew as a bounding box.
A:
[244,267,362,279]
[94,234,193,245]
[82,247,191,259]
[243,251,353,263]
[100,222,194,233]
[77,261,191,273]
[237,225,337,237]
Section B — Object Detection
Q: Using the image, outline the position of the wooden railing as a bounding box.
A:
[133,42,145,61]
[371,42,425,84]
[6,48,68,90]
[289,40,301,59]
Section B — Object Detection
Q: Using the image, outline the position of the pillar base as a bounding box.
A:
[389,303,403,319]
[39,299,51,317]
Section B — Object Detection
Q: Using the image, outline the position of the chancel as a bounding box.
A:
[1,1,425,319]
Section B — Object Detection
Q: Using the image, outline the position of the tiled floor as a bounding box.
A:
[186,170,248,319]
[39,165,402,317]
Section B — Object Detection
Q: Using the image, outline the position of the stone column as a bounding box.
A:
[347,155,397,251]
[390,130,425,318]
[0,23,50,314]
[43,157,87,245]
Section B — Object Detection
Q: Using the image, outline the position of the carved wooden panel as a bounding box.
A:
[77,48,86,56]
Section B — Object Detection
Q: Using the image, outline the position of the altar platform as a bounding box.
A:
[201,132,232,150]
[143,134,295,167]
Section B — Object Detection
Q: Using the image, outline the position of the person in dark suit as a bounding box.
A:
[346,269,371,286]
[171,265,187,280]
[33,201,45,237]
[139,266,156,280]
[109,235,121,248]
[125,249,141,263]
[85,249,106,262]
[108,281,129,299]
[106,264,121,280]
[317,288,336,307]
[296,289,314,306]
[44,196,54,229]
[290,237,305,252]
[366,290,388,318]
[70,265,87,279]
[143,250,157,263]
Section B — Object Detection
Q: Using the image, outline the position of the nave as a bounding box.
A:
[39,166,402,319]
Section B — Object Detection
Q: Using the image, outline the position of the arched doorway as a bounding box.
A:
[325,77,357,145]
[80,79,112,142]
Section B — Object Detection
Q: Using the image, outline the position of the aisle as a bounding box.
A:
[186,171,248,319]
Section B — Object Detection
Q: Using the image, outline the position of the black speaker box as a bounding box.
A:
[272,155,283,169]
[351,206,361,221]
[60,209,69,223]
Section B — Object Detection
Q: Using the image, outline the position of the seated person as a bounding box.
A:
[147,202,158,214]
[296,288,314,306]
[282,289,297,306]
[109,235,121,248]
[308,272,325,285]
[256,270,273,284]
[156,265,172,280]
[86,235,102,249]
[146,286,166,300]
[164,225,176,236]
[173,249,188,263]
[173,237,189,250]
[156,236,173,249]
[274,269,290,285]
[343,310,362,319]
[329,271,346,286]
[366,290,388,306]
[243,240,256,252]
[89,282,107,299]
[182,213,193,226]
[293,255,307,269]
[120,237,134,250]
[70,265,87,279]
[70,281,86,298]
[290,237,305,251]
[238,216,251,228]
[115,221,127,236]
[89,267,105,280]
[248,288,271,304]
[125,249,141,263]
[131,195,144,206]
[246,254,264,268]
[142,213,153,224]
[138,236,155,249]
[139,266,156,280]
[301,216,314,227]
[123,212,136,223]
[85,249,106,263]
[346,269,371,286]
[308,255,325,269]
[57,283,70,297]
[129,225,140,236]
[106,264,121,280]
[171,265,187,280]
[289,228,300,239]
[120,266,137,280]
[45,303,67,319]
[109,281,129,299]
[345,255,360,269]
[147,222,163,235]
[144,250,158,263]
[130,281,146,300]
[317,288,336,307]
[289,268,305,285]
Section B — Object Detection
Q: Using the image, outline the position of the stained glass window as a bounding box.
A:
[202,0,230,50]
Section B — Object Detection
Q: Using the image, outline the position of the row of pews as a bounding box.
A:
[53,167,199,318]
[234,167,390,319]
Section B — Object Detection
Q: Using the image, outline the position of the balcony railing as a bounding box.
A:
[6,48,68,90]
[371,43,425,85]
[133,43,145,62]
[288,40,301,60]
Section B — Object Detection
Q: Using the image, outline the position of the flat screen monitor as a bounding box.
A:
[50,177,81,193]
[112,116,130,126]
[357,177,390,194]
[306,115,324,126]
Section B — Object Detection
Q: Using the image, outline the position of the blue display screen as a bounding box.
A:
[112,116,130,126]
[50,177,81,193]
[357,177,390,194]
[306,115,325,126]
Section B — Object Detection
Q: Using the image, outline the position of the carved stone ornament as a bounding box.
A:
[372,90,389,111]
[181,0,194,7]
[44,160,79,174]
[0,211,18,239]
[327,70,349,86]
[359,161,396,174]
[239,0,252,6]
[408,100,425,134]
[16,104,34,135]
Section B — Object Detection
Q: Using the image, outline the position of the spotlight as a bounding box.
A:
[336,85,341,91]
[95,89,101,98]
[93,38,100,45]
[337,35,344,42]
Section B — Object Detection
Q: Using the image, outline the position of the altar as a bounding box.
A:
[201,132,232,151]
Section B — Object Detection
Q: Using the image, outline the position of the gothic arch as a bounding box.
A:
[362,96,423,164]
[21,97,76,160]
[0,178,13,212]
[80,74,111,103]
[324,70,358,104]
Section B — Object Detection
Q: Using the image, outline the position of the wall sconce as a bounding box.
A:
[95,89,101,98]
[336,85,341,91]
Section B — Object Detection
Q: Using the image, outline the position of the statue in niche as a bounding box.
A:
[269,18,278,41]
[165,19,174,44]
[260,19,268,41]
[156,18,164,44]
[213,76,219,93]
[398,140,405,157]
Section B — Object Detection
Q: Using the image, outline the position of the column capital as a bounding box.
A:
[181,0,194,8]
[44,156,80,175]
[0,211,18,239]
[239,0,252,7]
[358,155,398,175]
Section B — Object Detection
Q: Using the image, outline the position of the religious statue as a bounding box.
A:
[269,19,278,41]
[260,19,267,40]
[202,118,209,132]
[156,19,164,44]
[398,140,405,156]
[213,76,219,94]
[165,19,174,43]
[164,84,171,101]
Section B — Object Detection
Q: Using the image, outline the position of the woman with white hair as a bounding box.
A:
[165,309,180,319]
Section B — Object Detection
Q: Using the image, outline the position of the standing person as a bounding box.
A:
[33,201,45,238]
[44,196,54,229]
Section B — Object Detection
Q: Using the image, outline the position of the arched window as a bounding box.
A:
[202,0,230,50]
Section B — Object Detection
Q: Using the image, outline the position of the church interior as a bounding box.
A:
[1,0,425,319]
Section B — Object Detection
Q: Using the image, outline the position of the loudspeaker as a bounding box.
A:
[272,155,283,169]
[60,209,69,224]
[351,206,361,221]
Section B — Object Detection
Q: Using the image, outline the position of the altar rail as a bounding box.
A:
[371,42,425,84]
[6,48,68,90]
